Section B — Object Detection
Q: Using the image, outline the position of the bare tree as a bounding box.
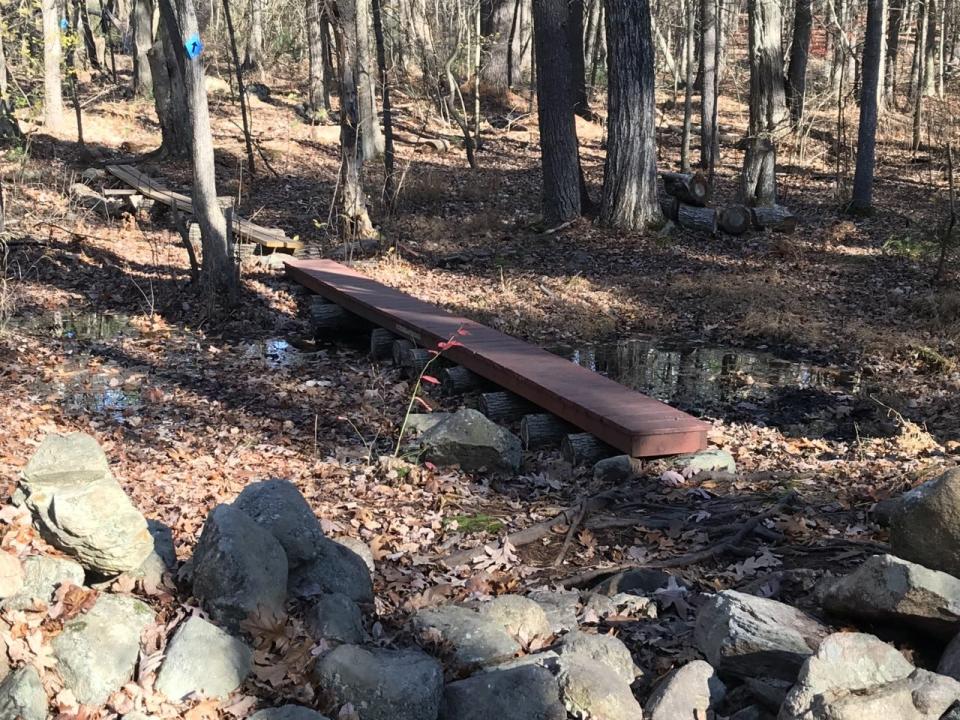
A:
[148,26,191,157]
[480,0,512,97]
[42,0,63,129]
[356,0,384,159]
[885,0,905,103]
[786,0,812,126]
[567,0,590,118]
[132,0,154,94]
[700,0,718,170]
[600,0,660,230]
[680,0,695,172]
[243,0,264,70]
[852,0,884,212]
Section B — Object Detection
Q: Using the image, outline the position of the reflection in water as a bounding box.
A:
[17,311,135,340]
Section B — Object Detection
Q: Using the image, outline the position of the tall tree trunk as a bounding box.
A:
[77,0,101,71]
[132,0,154,94]
[321,10,336,108]
[739,0,787,205]
[243,0,264,70]
[0,30,21,141]
[158,0,237,300]
[600,0,660,230]
[567,0,590,118]
[306,0,327,112]
[923,0,938,96]
[786,0,812,126]
[356,0,384,159]
[42,0,64,129]
[371,0,394,202]
[910,0,925,101]
[532,0,582,225]
[700,0,718,169]
[680,0,695,172]
[334,0,376,238]
[148,26,191,157]
[852,0,883,211]
[480,0,512,97]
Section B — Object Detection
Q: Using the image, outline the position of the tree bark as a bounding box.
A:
[132,0,154,94]
[148,27,191,157]
[567,0,590,118]
[356,0,384,159]
[243,0,264,70]
[372,0,395,201]
[680,0,695,172]
[533,0,582,225]
[924,0,938,95]
[852,0,884,212]
[42,0,64,129]
[786,0,812,126]
[480,0,512,97]
[700,0,718,170]
[599,0,660,230]
[306,0,327,113]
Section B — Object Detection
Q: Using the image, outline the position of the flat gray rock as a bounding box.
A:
[440,665,566,720]
[890,468,960,577]
[420,408,522,474]
[780,632,960,720]
[20,433,153,575]
[2,555,85,611]
[0,666,46,720]
[413,605,521,672]
[250,707,330,720]
[479,595,552,646]
[670,447,737,476]
[234,479,325,569]
[288,537,373,604]
[313,645,443,720]
[304,593,365,644]
[557,656,643,720]
[557,630,637,685]
[644,659,726,720]
[189,504,288,632]
[528,589,580,634]
[52,593,155,705]
[823,554,960,633]
[694,590,829,681]
[156,616,252,701]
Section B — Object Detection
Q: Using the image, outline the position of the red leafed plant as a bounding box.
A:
[394,327,469,457]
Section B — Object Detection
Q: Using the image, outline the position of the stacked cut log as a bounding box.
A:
[310,296,368,333]
[750,204,797,233]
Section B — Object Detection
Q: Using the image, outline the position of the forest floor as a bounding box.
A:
[0,66,958,707]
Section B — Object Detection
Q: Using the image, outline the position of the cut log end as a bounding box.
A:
[441,366,484,396]
[370,328,397,360]
[751,205,797,233]
[391,339,414,367]
[661,171,710,207]
[562,433,617,466]
[478,391,536,423]
[719,204,751,235]
[520,413,574,450]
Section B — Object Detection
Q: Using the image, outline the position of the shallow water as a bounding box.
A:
[16,311,136,341]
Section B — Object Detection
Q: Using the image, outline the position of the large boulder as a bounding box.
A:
[2,555,84,611]
[822,554,960,633]
[0,666,46,720]
[557,630,637,685]
[890,468,960,577]
[779,632,960,720]
[440,665,566,720]
[413,605,521,672]
[52,594,155,705]
[189,504,288,632]
[420,409,522,474]
[528,589,580,635]
[20,433,153,575]
[670,447,736,476]
[233,479,325,569]
[155,616,252,701]
[644,660,726,720]
[129,520,177,589]
[288,537,373,604]
[250,708,330,720]
[694,590,830,681]
[304,593,365,644]
[313,645,443,720]
[557,656,643,720]
[479,595,552,647]
[939,632,960,681]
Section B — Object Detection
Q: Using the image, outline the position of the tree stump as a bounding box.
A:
[441,366,484,395]
[751,205,797,233]
[677,204,717,234]
[561,433,616,466]
[520,413,574,450]
[478,391,536,422]
[661,171,710,206]
[369,328,397,359]
[719,204,751,235]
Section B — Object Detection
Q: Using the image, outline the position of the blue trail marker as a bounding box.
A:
[60,18,69,30]
[184,34,204,59]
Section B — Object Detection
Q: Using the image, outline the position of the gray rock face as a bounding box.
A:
[890,468,960,577]
[52,594,155,705]
[593,568,673,597]
[250,707,330,720]
[557,656,643,720]
[670,447,737,476]
[0,666,46,720]
[413,605,521,672]
[558,630,637,685]
[593,455,643,483]
[823,554,960,633]
[940,632,960,681]
[304,593,365,644]
[644,659,726,720]
[779,632,960,720]
[20,433,153,575]
[2,555,85,611]
[440,665,566,720]
[528,589,580,635]
[288,537,373,604]
[233,479,325,569]
[155,616,252,701]
[335,537,375,573]
[314,645,443,720]
[130,520,177,588]
[695,590,830,681]
[189,504,288,632]
[479,595,552,646]
[420,408,522,473]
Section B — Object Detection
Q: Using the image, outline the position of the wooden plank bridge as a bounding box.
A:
[286,258,709,458]
[106,164,302,251]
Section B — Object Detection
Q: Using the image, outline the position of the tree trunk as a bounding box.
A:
[356,0,384,159]
[132,0,154,94]
[77,0,101,71]
[680,0,695,172]
[567,0,590,118]
[158,0,237,301]
[533,0,582,225]
[739,0,787,206]
[334,0,377,238]
[852,0,883,212]
[700,0,718,169]
[480,0,512,97]
[924,0,938,95]
[42,0,64,129]
[306,0,326,113]
[0,31,21,141]
[786,0,812,126]
[148,27,191,157]
[372,0,395,201]
[243,0,264,70]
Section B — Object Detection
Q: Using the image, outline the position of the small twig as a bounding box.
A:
[553,499,589,567]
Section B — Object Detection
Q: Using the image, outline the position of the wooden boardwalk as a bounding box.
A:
[106,164,302,250]
[286,259,709,458]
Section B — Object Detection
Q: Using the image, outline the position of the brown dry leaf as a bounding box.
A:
[222,694,259,718]
[184,699,221,720]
